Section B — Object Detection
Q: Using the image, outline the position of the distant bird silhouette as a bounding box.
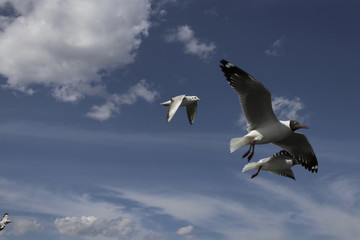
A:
[161,94,201,124]
[220,59,318,173]
[0,213,12,231]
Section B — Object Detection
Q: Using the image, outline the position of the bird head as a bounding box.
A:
[191,96,201,101]
[290,120,308,131]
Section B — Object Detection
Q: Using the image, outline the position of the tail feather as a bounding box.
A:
[230,136,252,153]
[242,162,261,172]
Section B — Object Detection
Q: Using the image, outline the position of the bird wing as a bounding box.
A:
[166,95,185,123]
[274,133,318,173]
[186,102,197,125]
[0,213,6,222]
[270,169,296,180]
[220,59,279,131]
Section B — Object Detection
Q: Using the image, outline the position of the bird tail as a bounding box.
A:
[230,136,252,153]
[242,162,261,172]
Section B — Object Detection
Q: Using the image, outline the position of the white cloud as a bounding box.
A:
[55,216,137,239]
[265,37,285,57]
[237,96,305,128]
[86,79,158,121]
[113,79,159,104]
[271,96,305,121]
[86,101,119,121]
[165,25,216,59]
[0,0,156,119]
[176,225,195,239]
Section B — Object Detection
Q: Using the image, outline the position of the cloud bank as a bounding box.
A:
[55,216,137,239]
[0,178,161,240]
[1,175,360,240]
[117,176,360,240]
[165,25,216,59]
[0,0,157,120]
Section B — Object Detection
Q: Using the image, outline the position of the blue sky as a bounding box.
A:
[0,0,359,239]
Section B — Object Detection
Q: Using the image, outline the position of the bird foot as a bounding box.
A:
[246,140,256,161]
[242,140,256,159]
[247,151,254,162]
[242,149,251,158]
[251,166,262,179]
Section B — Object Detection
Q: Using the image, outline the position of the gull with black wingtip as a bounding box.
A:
[220,59,318,173]
[242,150,299,180]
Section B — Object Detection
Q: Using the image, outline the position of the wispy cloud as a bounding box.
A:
[176,225,195,239]
[86,79,159,121]
[1,175,360,240]
[165,25,216,59]
[271,96,305,121]
[0,0,153,119]
[265,37,286,57]
[114,176,360,240]
[0,121,227,150]
[117,188,288,239]
[0,178,163,240]
[252,177,360,240]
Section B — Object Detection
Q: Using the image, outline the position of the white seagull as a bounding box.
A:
[161,94,201,124]
[0,213,12,231]
[220,59,318,173]
[242,150,298,180]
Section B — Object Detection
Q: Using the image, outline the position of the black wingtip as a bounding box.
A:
[220,59,229,65]
[219,59,229,72]
[300,162,318,173]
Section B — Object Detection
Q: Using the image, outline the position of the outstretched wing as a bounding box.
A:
[166,95,185,123]
[270,169,296,180]
[220,59,279,131]
[186,102,197,125]
[1,213,7,222]
[274,133,318,173]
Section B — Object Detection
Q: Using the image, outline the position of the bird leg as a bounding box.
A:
[242,140,256,161]
[247,143,255,161]
[251,166,262,179]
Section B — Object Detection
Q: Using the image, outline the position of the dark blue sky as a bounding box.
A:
[0,0,359,239]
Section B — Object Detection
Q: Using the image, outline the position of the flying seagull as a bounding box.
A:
[220,59,318,173]
[161,94,201,124]
[0,213,12,231]
[242,150,298,179]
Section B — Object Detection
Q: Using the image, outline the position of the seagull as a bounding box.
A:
[161,94,201,124]
[220,59,318,173]
[0,213,12,231]
[242,150,298,179]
